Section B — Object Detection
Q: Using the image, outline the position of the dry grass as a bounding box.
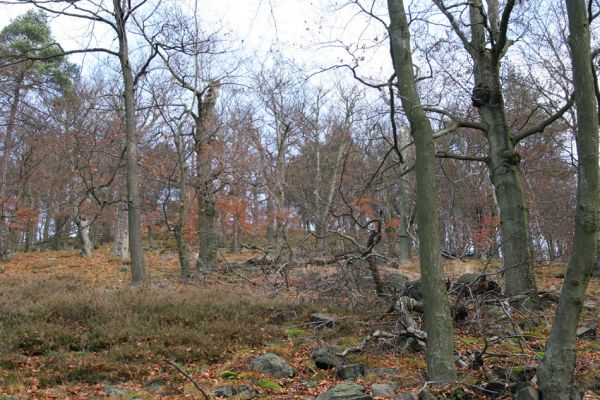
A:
[0,274,306,389]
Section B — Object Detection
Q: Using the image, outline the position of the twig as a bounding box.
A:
[166,359,210,400]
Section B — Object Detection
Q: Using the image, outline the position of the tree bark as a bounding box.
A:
[113,0,147,284]
[0,75,24,260]
[75,216,92,257]
[537,1,599,398]
[468,0,537,297]
[194,83,219,269]
[387,0,456,381]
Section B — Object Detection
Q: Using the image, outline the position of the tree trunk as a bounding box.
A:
[0,75,23,260]
[468,0,537,297]
[387,0,456,381]
[114,0,147,284]
[112,208,129,261]
[537,1,599,398]
[75,216,92,257]
[266,195,275,241]
[194,83,219,269]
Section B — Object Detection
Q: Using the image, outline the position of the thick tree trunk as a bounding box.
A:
[75,216,92,257]
[387,0,456,381]
[468,1,537,297]
[194,83,219,269]
[114,0,147,284]
[537,2,599,398]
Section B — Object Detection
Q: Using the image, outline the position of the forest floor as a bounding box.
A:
[0,245,599,399]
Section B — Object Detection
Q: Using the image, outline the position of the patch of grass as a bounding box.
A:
[0,275,297,386]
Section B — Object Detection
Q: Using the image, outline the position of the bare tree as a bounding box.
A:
[537,1,599,398]
[386,0,456,381]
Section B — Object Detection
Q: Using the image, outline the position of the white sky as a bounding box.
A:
[0,0,392,83]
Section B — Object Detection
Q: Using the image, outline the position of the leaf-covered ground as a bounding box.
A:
[0,246,598,399]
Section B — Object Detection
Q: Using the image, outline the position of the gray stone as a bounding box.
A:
[386,274,409,291]
[516,386,539,400]
[316,382,372,400]
[418,389,436,400]
[576,326,597,340]
[101,387,128,398]
[249,353,295,378]
[336,363,366,380]
[396,336,425,353]
[583,300,597,311]
[214,384,258,399]
[371,383,396,397]
[395,393,417,400]
[405,280,423,301]
[365,368,401,377]
[311,346,344,370]
[310,313,336,329]
[144,380,164,392]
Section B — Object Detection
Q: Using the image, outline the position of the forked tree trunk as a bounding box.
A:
[387,0,456,381]
[468,0,537,297]
[537,1,599,398]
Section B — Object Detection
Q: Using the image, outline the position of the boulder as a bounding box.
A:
[214,384,258,399]
[365,367,401,378]
[405,280,423,301]
[310,313,336,329]
[395,393,417,400]
[249,353,295,378]
[336,363,366,380]
[396,336,425,353]
[516,386,539,400]
[385,273,410,292]
[583,300,597,311]
[316,382,372,400]
[101,387,128,398]
[371,383,396,397]
[311,346,343,370]
[576,326,597,340]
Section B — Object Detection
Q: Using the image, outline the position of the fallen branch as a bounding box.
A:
[166,359,210,400]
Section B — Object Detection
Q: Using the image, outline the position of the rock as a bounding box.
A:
[101,387,128,397]
[576,326,597,340]
[395,393,417,400]
[311,346,343,370]
[386,273,409,292]
[405,280,423,301]
[310,313,336,329]
[455,273,500,297]
[396,336,425,353]
[365,367,401,377]
[144,380,164,392]
[418,389,436,400]
[214,384,258,399]
[483,381,506,397]
[583,300,597,311]
[272,310,297,323]
[249,353,295,378]
[508,382,530,394]
[516,386,539,400]
[336,363,366,380]
[316,382,372,400]
[371,383,396,397]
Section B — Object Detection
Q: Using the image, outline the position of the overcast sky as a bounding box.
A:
[0,0,392,83]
